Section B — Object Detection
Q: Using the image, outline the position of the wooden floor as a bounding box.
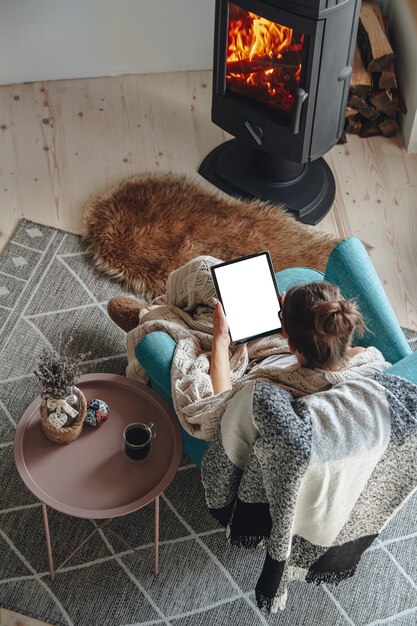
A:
[1,70,417,334]
[0,607,50,626]
[0,71,416,626]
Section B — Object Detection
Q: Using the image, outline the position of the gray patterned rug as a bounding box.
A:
[1,219,417,626]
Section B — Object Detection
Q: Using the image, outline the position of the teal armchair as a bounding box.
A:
[135,237,417,467]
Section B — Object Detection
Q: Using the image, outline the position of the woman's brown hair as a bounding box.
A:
[281,281,364,370]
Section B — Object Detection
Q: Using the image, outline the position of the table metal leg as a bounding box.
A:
[58,522,108,571]
[41,502,55,580]
[41,499,160,579]
[154,495,159,576]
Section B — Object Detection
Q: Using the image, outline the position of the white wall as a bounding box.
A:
[1,0,416,152]
[0,0,215,85]
[386,0,417,153]
[373,0,390,14]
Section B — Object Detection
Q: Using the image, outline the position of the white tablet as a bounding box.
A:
[211,251,282,346]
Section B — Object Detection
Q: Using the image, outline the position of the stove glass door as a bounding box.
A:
[226,2,306,117]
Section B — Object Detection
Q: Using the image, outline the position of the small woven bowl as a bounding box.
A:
[40,387,87,444]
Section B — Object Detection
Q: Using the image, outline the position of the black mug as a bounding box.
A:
[123,422,156,460]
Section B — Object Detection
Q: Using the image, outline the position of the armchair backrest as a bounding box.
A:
[324,237,411,365]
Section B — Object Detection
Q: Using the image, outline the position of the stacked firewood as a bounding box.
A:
[342,2,405,141]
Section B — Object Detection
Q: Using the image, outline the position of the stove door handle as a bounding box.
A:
[291,88,309,135]
[244,120,264,146]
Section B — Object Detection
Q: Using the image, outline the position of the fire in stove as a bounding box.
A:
[226,2,304,115]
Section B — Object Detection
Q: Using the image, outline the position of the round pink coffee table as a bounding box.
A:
[14,373,182,579]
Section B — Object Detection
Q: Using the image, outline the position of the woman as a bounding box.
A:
[108,260,389,439]
[210,281,385,395]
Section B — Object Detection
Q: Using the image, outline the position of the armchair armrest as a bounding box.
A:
[135,331,176,407]
[136,331,209,468]
[385,351,417,385]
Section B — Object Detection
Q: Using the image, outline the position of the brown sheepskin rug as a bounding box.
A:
[84,172,340,299]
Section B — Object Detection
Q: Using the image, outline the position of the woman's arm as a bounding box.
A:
[210,300,232,394]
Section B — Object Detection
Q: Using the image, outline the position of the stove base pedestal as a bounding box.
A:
[198,139,336,225]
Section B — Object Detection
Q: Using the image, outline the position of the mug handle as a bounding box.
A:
[148,422,157,439]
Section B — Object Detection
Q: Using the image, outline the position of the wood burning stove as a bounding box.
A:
[199,0,362,224]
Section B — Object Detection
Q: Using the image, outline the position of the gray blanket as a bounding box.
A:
[201,372,417,612]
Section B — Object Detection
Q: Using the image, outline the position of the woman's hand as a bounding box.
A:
[210,299,232,394]
[213,299,230,349]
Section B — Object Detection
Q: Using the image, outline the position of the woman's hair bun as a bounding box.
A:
[314,299,364,338]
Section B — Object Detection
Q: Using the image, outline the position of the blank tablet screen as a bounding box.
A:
[211,252,282,345]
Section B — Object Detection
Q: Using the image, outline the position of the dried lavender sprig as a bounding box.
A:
[34,339,91,400]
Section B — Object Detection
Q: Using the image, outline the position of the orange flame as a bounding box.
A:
[226,3,304,114]
[228,14,294,64]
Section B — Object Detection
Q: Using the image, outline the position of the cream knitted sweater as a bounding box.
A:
[126,256,390,440]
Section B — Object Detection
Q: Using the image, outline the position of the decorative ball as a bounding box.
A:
[85,399,109,427]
